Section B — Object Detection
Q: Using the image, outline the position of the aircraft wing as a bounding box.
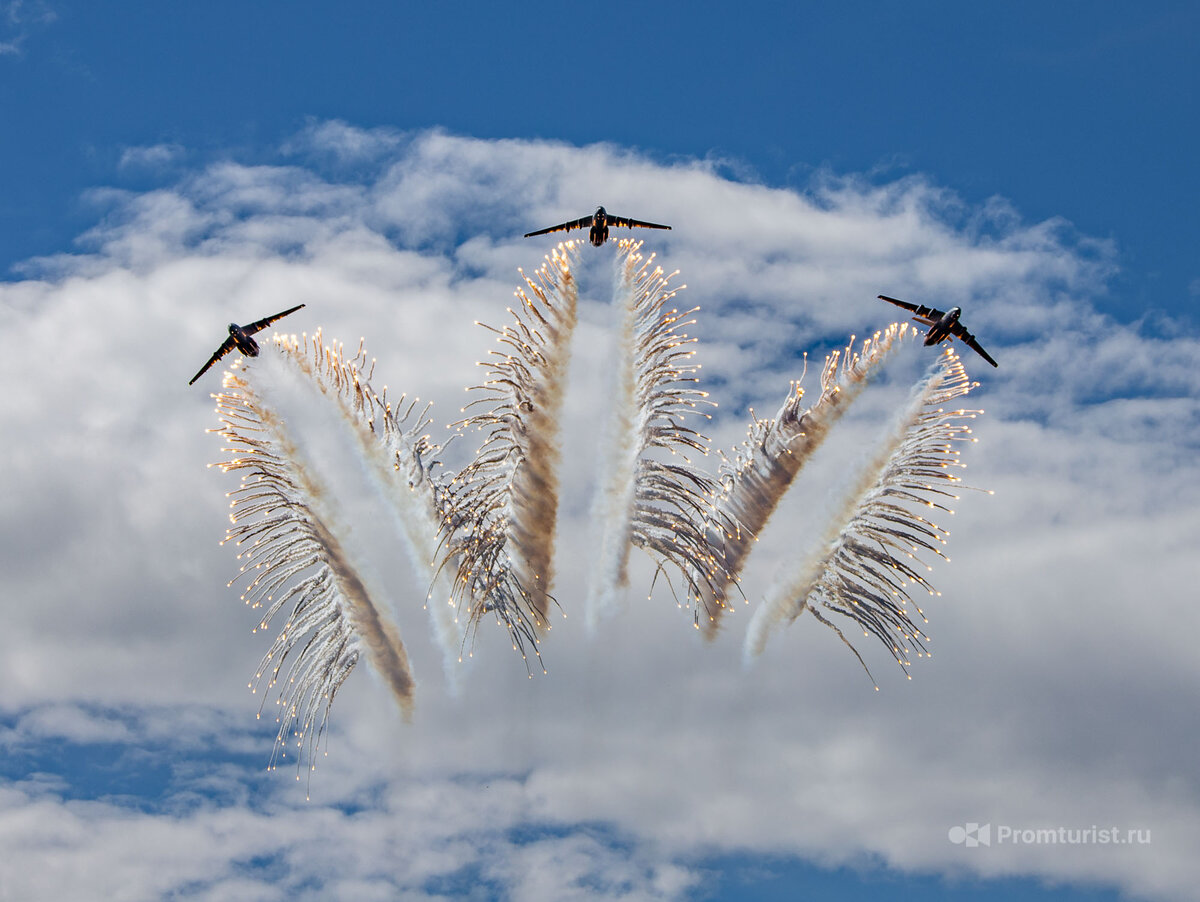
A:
[245,303,306,336]
[949,322,999,368]
[524,215,592,238]
[189,335,238,385]
[607,214,671,231]
[878,294,942,326]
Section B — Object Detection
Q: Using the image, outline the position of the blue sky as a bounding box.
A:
[1,4,1197,901]
[4,1,1197,322]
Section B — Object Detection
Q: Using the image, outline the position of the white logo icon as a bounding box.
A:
[948,822,991,847]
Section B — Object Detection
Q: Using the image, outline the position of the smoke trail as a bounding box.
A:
[279,332,464,682]
[586,240,727,627]
[699,324,913,634]
[212,336,449,774]
[437,242,580,671]
[745,346,985,680]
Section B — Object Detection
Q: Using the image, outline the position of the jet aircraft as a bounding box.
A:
[189,303,306,385]
[524,206,671,246]
[878,295,998,367]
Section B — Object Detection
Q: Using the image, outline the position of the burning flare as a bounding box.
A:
[435,241,580,672]
[212,333,452,775]
[587,240,729,626]
[700,325,913,633]
[746,347,984,682]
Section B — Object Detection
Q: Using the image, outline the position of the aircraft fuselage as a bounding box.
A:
[589,206,610,246]
[924,306,962,346]
[230,324,261,357]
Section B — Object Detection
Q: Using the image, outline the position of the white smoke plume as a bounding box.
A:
[586,240,728,627]
[700,324,913,633]
[746,346,985,681]
[283,332,465,682]
[436,242,581,672]
[212,333,450,776]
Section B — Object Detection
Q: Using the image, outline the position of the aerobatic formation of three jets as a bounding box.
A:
[189,207,998,383]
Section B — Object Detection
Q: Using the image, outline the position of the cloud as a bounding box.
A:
[117,143,186,172]
[282,119,405,166]
[0,716,702,901]
[7,704,135,745]
[1,127,1197,901]
[0,0,55,56]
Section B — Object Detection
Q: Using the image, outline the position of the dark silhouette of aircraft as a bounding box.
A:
[524,206,671,246]
[189,304,306,385]
[878,295,998,368]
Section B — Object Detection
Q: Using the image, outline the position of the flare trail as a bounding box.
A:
[436,242,580,671]
[212,335,450,773]
[281,331,463,679]
[586,240,728,626]
[746,347,983,679]
[701,324,912,633]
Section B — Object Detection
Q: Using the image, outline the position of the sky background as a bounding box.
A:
[1,3,1198,901]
